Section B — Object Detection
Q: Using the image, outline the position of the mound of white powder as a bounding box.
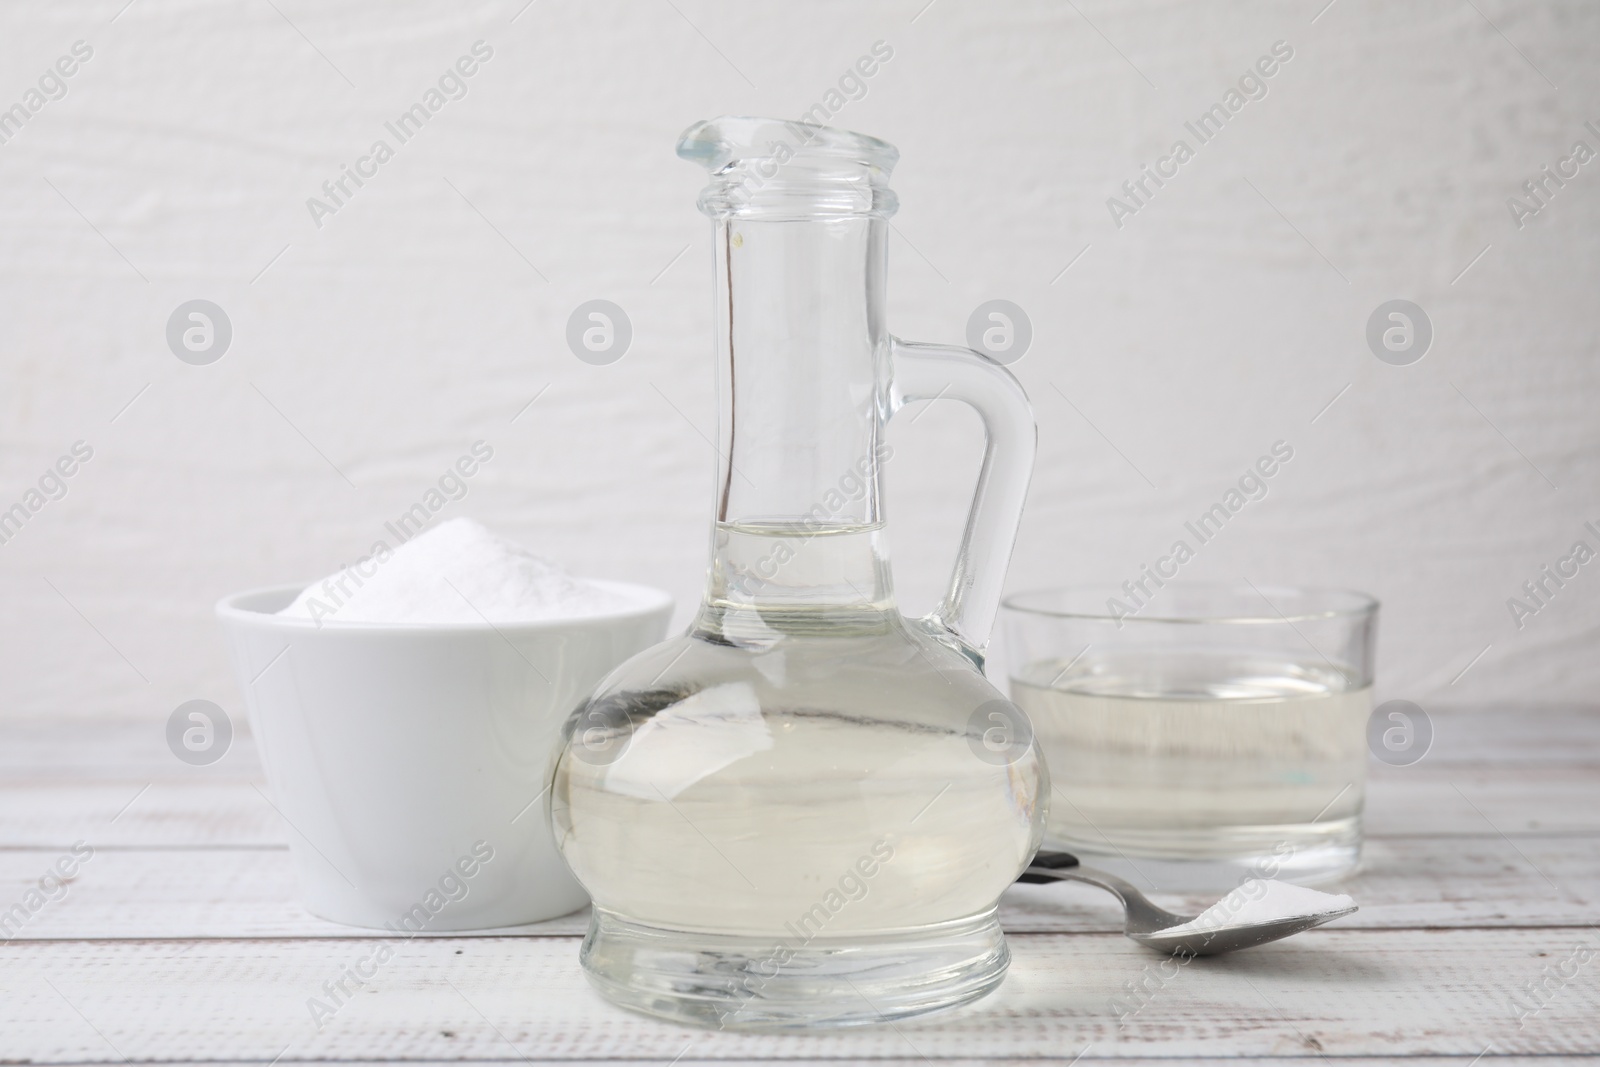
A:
[278,518,639,625]
[1159,879,1355,935]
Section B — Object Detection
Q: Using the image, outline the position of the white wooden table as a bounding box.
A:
[3,707,1597,1064]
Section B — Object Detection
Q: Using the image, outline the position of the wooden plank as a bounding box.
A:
[29,1061,1599,1067]
[0,716,261,783]
[23,1061,1600,1067]
[0,846,588,942]
[0,780,285,847]
[1,831,1594,943]
[1363,769,1600,836]
[4,770,1596,851]
[1,928,1596,1062]
[1002,831,1599,932]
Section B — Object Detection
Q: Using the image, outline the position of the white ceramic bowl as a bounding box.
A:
[216,581,673,930]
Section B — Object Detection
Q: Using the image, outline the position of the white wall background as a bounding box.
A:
[0,0,1595,721]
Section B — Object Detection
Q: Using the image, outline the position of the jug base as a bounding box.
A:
[580,907,1010,1030]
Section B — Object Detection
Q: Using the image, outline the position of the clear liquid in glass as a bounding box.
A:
[1011,651,1368,889]
[552,524,1045,1029]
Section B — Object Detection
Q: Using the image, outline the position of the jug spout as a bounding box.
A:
[677,115,899,220]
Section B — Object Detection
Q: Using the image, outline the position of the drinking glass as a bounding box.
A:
[1003,583,1377,890]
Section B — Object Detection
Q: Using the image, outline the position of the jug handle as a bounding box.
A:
[888,337,1036,670]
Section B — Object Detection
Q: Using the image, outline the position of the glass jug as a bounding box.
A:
[551,116,1046,1030]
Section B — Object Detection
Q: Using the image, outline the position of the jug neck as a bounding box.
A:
[678,117,902,619]
[709,213,890,524]
[701,210,895,619]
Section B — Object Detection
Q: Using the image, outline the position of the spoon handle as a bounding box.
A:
[1016,850,1080,883]
[1018,850,1214,935]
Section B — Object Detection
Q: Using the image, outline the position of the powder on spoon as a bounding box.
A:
[278,517,639,625]
[1158,879,1355,935]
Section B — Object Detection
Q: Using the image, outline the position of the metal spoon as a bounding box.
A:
[1018,850,1358,956]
